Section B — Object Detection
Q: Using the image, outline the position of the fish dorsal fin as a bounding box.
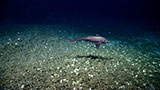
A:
[96,34,99,36]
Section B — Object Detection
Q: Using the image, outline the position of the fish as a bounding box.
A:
[69,36,109,49]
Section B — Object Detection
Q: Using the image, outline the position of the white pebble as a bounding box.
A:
[88,74,94,77]
[57,67,60,70]
[135,75,138,77]
[59,70,62,72]
[149,74,153,77]
[15,43,18,45]
[124,69,127,71]
[85,61,90,64]
[143,69,146,73]
[119,85,125,89]
[84,67,88,71]
[72,58,76,62]
[60,80,63,83]
[73,88,76,90]
[17,37,20,40]
[21,85,24,88]
[7,42,10,44]
[152,62,156,64]
[8,38,11,41]
[37,68,41,71]
[80,87,83,89]
[63,79,67,82]
[71,64,74,67]
[51,75,54,78]
[89,87,92,90]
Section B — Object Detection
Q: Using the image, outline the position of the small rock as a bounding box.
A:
[21,85,24,88]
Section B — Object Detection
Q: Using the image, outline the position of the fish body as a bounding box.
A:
[70,36,109,49]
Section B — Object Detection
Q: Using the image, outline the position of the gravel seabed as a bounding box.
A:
[0,24,160,90]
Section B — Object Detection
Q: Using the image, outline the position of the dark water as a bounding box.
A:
[0,0,160,29]
[0,0,160,90]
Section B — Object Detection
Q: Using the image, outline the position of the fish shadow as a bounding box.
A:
[75,55,113,60]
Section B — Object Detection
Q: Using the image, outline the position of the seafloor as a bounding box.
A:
[0,24,160,90]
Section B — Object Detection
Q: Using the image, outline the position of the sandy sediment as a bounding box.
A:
[0,24,160,90]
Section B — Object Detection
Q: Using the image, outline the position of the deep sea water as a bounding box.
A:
[0,24,160,90]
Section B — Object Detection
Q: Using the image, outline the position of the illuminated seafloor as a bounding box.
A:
[0,24,160,90]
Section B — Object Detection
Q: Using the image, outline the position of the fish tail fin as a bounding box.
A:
[69,38,84,42]
[69,39,77,42]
